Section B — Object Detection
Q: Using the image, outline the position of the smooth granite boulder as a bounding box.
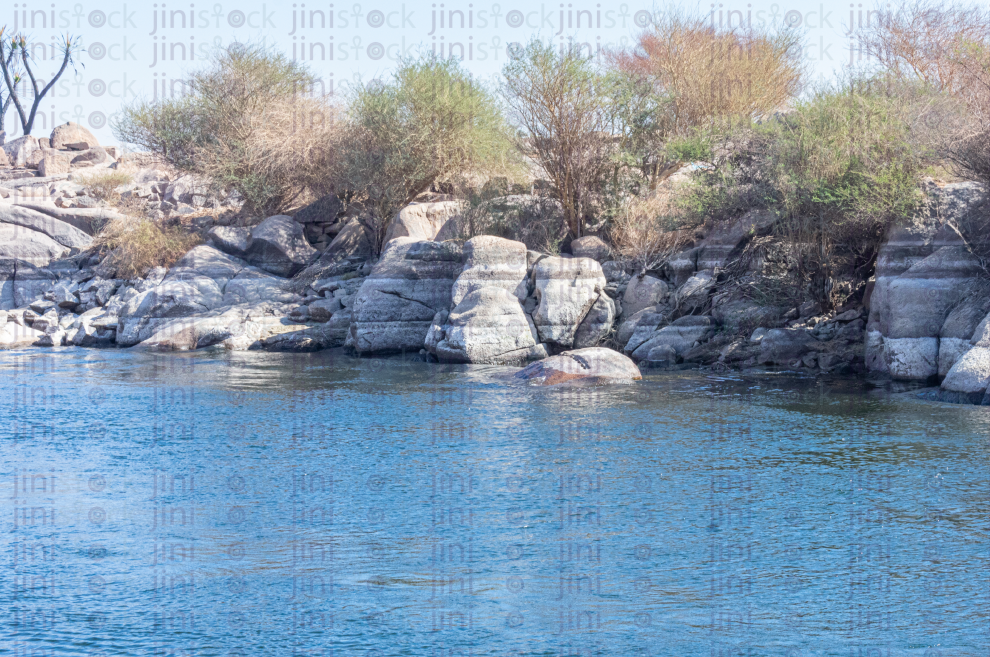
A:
[435,287,546,364]
[531,256,607,347]
[244,215,318,277]
[348,238,463,354]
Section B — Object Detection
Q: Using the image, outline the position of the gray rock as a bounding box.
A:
[0,205,93,250]
[71,147,108,165]
[676,270,714,312]
[51,122,100,150]
[757,328,819,365]
[532,256,607,347]
[882,337,939,380]
[348,238,463,354]
[573,293,616,348]
[616,306,663,352]
[244,215,318,277]
[382,201,465,245]
[0,322,44,348]
[513,347,642,386]
[645,344,678,368]
[1,136,40,168]
[308,298,342,322]
[436,287,543,364]
[630,318,712,362]
[941,346,990,395]
[570,236,611,261]
[164,175,210,205]
[255,321,344,352]
[208,226,251,257]
[451,236,528,306]
[622,274,669,318]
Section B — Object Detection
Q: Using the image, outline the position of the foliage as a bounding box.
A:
[75,171,134,203]
[502,40,620,239]
[339,55,518,255]
[0,29,81,134]
[610,13,804,190]
[113,44,337,217]
[94,217,202,279]
[683,78,946,307]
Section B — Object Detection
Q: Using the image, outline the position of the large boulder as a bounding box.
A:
[382,201,465,245]
[39,151,73,177]
[13,204,125,236]
[622,274,669,318]
[695,209,775,272]
[450,236,528,306]
[0,205,92,250]
[348,238,463,354]
[940,347,990,402]
[531,256,607,347]
[573,293,616,348]
[208,226,251,257]
[435,287,546,364]
[0,322,44,349]
[867,183,988,380]
[164,175,210,206]
[2,136,40,168]
[675,270,714,312]
[244,215,318,277]
[618,307,665,353]
[0,226,67,269]
[50,122,99,150]
[513,348,642,386]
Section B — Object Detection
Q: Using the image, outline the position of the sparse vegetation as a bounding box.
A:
[75,171,134,203]
[113,44,338,217]
[94,217,202,279]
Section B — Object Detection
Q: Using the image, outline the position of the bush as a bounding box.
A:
[113,44,339,217]
[610,13,804,190]
[94,217,202,279]
[609,188,699,272]
[338,55,518,255]
[862,1,990,188]
[75,171,133,203]
[684,78,948,308]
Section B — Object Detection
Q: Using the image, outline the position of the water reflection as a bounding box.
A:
[1,348,988,656]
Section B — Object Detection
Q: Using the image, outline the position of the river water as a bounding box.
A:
[1,348,988,656]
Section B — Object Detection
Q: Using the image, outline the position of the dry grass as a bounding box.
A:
[609,187,698,272]
[94,216,201,279]
[74,170,134,203]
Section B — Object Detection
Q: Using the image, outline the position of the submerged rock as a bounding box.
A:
[513,347,642,386]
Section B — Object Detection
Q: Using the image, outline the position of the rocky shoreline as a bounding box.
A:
[2,125,990,398]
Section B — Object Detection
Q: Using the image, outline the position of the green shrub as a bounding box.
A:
[684,78,949,307]
[339,55,518,255]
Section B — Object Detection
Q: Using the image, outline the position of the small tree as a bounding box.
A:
[339,55,517,254]
[610,13,804,190]
[0,29,80,135]
[502,40,618,239]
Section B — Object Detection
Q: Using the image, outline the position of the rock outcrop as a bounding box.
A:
[531,256,607,348]
[867,183,988,381]
[348,238,463,354]
[434,287,546,364]
[381,201,464,245]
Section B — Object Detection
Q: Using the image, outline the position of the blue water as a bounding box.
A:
[1,348,988,657]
